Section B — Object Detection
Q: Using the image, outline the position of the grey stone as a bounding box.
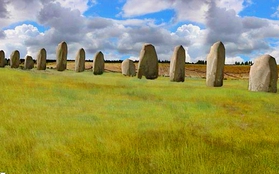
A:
[93,51,105,75]
[75,48,85,72]
[37,48,47,70]
[137,43,158,79]
[170,45,185,82]
[121,59,136,76]
[248,54,278,93]
[206,41,225,87]
[56,41,67,71]
[24,55,34,69]
[0,50,5,67]
[10,50,20,68]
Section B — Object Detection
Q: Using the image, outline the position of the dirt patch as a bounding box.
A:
[44,61,279,80]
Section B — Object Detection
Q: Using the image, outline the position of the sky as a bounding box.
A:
[0,0,279,64]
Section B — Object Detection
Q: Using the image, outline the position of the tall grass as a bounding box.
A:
[0,68,279,173]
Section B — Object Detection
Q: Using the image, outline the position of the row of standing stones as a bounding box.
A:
[0,41,278,93]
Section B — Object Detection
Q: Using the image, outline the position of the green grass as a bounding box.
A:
[0,68,279,173]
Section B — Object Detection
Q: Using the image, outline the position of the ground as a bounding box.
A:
[45,61,258,79]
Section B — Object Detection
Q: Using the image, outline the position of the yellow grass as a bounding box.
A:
[0,68,279,173]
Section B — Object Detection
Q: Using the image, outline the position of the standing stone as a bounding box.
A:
[37,48,47,70]
[93,51,105,75]
[0,50,5,67]
[75,48,85,72]
[137,43,158,79]
[248,55,278,93]
[121,59,136,76]
[24,55,34,69]
[10,50,20,68]
[56,41,67,71]
[206,41,225,87]
[170,45,185,82]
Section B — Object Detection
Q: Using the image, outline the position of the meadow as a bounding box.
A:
[0,67,279,173]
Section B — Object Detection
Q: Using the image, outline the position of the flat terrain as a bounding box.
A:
[0,67,279,173]
[46,61,253,79]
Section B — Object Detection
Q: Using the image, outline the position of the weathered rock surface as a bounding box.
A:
[206,41,225,87]
[248,54,278,93]
[75,48,85,72]
[121,59,136,76]
[137,43,158,79]
[93,51,105,75]
[56,41,67,71]
[170,45,185,82]
[24,55,34,69]
[37,48,47,70]
[10,50,20,68]
[0,50,5,67]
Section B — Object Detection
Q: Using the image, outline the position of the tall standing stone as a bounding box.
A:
[75,48,85,72]
[137,43,158,79]
[24,55,34,69]
[37,48,47,70]
[0,50,5,67]
[10,50,20,68]
[56,41,67,71]
[170,45,185,82]
[121,59,136,76]
[206,41,225,87]
[93,51,105,75]
[249,55,278,93]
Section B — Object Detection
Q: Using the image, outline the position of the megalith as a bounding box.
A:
[206,41,225,87]
[10,50,20,68]
[37,48,47,70]
[170,45,185,82]
[121,59,136,76]
[93,51,105,75]
[56,41,67,71]
[24,55,34,69]
[75,48,85,72]
[248,55,278,93]
[137,43,158,79]
[0,50,5,67]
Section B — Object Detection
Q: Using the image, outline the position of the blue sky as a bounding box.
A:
[0,0,279,64]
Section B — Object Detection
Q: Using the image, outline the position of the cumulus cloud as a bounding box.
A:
[55,0,96,14]
[37,2,85,34]
[0,0,8,18]
[204,1,279,61]
[121,0,172,18]
[225,56,244,64]
[1,24,43,58]
[1,0,279,64]
[120,0,251,23]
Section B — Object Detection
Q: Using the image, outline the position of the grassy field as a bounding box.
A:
[0,68,279,173]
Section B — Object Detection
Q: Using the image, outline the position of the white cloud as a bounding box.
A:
[121,0,172,18]
[1,24,43,58]
[225,56,244,64]
[120,0,250,23]
[269,46,279,64]
[217,0,246,14]
[55,0,95,14]
[272,5,279,18]
[0,0,279,65]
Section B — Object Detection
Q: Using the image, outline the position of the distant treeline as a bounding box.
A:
[3,58,253,65]
[234,61,253,65]
[193,60,253,65]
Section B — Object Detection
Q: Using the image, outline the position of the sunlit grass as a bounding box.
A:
[0,68,279,173]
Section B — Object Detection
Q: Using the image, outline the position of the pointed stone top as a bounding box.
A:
[96,51,103,55]
[175,45,185,51]
[213,41,224,47]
